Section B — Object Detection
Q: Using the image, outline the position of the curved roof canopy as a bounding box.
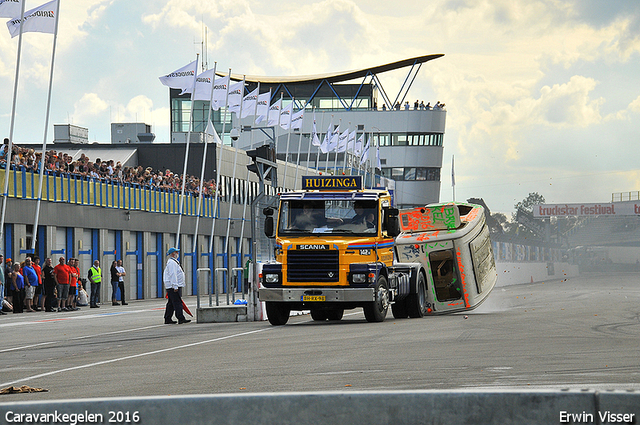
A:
[221,54,444,84]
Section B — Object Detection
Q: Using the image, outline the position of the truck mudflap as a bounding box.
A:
[259,287,375,303]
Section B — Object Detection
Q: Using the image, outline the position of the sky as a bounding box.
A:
[0,0,639,214]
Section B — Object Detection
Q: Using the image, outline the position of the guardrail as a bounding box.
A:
[0,390,638,425]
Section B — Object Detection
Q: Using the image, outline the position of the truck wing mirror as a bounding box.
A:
[263,207,275,238]
[385,208,401,237]
[264,216,275,238]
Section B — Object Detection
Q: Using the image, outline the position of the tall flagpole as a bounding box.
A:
[342,122,352,175]
[208,68,232,300]
[237,83,262,279]
[315,111,325,173]
[31,0,62,253]
[294,122,305,188]
[306,107,316,175]
[223,76,246,269]
[364,130,371,187]
[333,120,342,174]
[175,53,200,245]
[0,0,27,256]
[281,97,294,189]
[347,128,356,176]
[275,93,283,188]
[323,116,333,175]
[191,62,217,259]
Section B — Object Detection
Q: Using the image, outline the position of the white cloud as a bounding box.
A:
[629,95,640,113]
[73,93,109,122]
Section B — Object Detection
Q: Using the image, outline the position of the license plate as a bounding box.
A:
[302,295,325,302]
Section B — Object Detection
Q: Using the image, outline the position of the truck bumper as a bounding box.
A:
[259,287,375,303]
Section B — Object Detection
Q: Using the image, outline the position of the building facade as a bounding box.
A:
[169,54,447,208]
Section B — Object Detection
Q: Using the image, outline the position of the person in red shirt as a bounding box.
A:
[67,258,79,311]
[72,258,84,307]
[53,257,71,312]
[33,256,43,311]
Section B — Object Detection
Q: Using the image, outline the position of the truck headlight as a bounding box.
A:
[265,273,279,284]
[352,273,366,284]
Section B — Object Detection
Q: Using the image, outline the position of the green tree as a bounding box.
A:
[513,192,546,216]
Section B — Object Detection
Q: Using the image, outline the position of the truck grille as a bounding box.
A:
[287,250,339,282]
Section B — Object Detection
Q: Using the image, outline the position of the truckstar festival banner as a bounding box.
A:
[533,202,640,218]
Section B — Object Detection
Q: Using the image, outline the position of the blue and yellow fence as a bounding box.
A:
[1,167,217,218]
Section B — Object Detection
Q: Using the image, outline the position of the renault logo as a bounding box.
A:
[328,272,334,278]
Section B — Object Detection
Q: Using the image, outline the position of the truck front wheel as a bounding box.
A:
[266,302,290,326]
[407,272,427,318]
[364,276,389,322]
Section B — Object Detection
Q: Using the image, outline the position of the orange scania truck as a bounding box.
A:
[258,175,496,325]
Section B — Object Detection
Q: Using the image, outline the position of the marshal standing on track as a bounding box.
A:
[163,247,190,325]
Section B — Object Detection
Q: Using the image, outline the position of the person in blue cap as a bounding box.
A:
[163,247,190,324]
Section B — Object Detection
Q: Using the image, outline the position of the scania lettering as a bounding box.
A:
[258,176,497,325]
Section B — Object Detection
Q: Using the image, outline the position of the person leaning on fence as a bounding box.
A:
[88,260,102,308]
[163,247,189,324]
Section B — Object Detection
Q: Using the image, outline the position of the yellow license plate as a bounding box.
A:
[302,295,325,302]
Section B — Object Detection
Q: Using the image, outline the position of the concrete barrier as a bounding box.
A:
[1,390,638,425]
[496,261,579,286]
[196,305,248,323]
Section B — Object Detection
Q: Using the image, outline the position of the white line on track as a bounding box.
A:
[0,341,57,353]
[0,327,273,388]
[0,325,164,353]
[0,305,169,329]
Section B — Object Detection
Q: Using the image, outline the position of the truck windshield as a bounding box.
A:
[279,199,378,235]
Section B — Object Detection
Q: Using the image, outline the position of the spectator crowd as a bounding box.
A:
[0,138,217,198]
[0,254,130,314]
[379,100,446,111]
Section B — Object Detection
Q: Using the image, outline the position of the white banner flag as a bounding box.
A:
[227,81,244,116]
[290,108,304,130]
[6,0,57,38]
[311,113,321,147]
[320,120,334,154]
[254,92,271,123]
[0,0,21,18]
[267,98,282,127]
[240,88,259,118]
[279,103,293,130]
[159,60,197,95]
[192,68,215,101]
[354,133,364,156]
[360,141,370,165]
[346,129,356,151]
[335,128,350,153]
[375,146,382,170]
[326,125,340,152]
[210,75,230,111]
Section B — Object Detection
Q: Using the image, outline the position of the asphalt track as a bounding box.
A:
[1,272,639,404]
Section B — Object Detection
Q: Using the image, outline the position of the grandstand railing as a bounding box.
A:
[0,167,217,217]
[612,191,640,202]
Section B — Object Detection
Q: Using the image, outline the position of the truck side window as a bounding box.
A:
[429,250,462,301]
